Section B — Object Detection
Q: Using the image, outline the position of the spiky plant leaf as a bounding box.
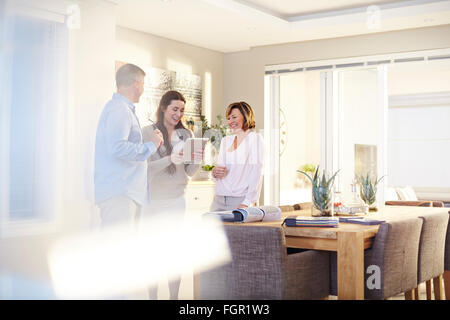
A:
[313,166,319,184]
[298,170,314,184]
[357,173,385,206]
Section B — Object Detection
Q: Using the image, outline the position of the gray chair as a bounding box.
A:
[409,212,449,300]
[200,225,330,300]
[386,200,445,207]
[329,218,423,299]
[444,211,450,300]
[293,202,313,211]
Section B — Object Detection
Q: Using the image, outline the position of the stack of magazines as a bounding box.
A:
[283,216,339,228]
[338,216,385,225]
[203,206,282,223]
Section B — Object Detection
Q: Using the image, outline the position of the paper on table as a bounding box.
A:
[259,206,282,221]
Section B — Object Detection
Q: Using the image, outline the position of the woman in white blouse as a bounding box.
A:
[210,101,264,211]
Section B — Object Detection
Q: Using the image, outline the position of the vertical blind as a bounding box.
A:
[388,96,450,189]
[5,13,67,222]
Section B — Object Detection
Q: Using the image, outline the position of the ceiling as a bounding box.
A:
[237,0,405,17]
[115,0,450,53]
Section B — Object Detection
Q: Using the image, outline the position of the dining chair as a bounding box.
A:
[444,211,450,300]
[279,205,295,212]
[408,212,449,300]
[385,200,434,207]
[386,186,445,207]
[329,217,423,299]
[200,225,330,299]
[292,202,313,211]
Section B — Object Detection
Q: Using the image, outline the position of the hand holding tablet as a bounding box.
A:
[183,138,208,163]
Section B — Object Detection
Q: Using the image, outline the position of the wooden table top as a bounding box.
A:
[224,205,449,241]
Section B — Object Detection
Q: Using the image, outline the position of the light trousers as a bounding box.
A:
[209,195,246,211]
[98,195,141,228]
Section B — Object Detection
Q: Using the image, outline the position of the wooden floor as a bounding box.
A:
[328,281,446,300]
[390,282,436,300]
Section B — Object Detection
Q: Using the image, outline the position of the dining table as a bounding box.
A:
[194,205,449,300]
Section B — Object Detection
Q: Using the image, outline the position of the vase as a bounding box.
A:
[311,189,334,217]
[368,201,378,212]
[192,169,212,181]
[360,191,378,212]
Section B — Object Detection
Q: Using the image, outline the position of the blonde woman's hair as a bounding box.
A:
[225,101,256,131]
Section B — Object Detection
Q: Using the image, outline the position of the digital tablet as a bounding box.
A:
[183,138,209,163]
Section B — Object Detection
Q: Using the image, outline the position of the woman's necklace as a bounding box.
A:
[232,130,249,151]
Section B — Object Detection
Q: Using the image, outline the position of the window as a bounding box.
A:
[0,8,68,235]
[388,96,450,188]
[387,59,450,201]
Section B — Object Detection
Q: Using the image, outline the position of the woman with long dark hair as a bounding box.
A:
[142,90,203,300]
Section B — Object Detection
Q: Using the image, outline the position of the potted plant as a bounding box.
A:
[298,166,339,217]
[295,163,316,188]
[201,115,230,151]
[301,163,316,175]
[200,164,215,180]
[357,173,385,211]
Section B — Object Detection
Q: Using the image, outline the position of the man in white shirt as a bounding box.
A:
[94,63,163,228]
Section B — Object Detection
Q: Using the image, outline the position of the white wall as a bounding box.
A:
[388,59,450,95]
[115,26,224,124]
[62,0,117,232]
[223,25,450,129]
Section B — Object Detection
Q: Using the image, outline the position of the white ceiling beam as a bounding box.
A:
[200,0,450,32]
[288,0,447,21]
[289,0,450,29]
[199,0,289,28]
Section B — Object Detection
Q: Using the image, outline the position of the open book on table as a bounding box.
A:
[203,206,282,223]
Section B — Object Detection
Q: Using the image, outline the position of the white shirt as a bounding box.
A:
[213,131,264,206]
